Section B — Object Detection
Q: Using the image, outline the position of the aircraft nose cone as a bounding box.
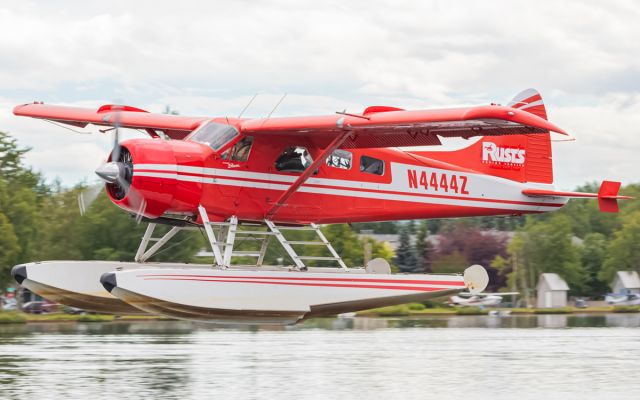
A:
[95,162,121,184]
[100,272,118,293]
[12,265,27,284]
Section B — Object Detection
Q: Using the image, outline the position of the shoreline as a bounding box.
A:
[2,304,639,324]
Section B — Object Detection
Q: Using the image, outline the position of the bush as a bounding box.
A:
[612,305,640,313]
[77,314,114,322]
[456,307,488,315]
[533,307,573,314]
[372,305,410,316]
[408,303,426,311]
[0,312,27,324]
[421,300,447,309]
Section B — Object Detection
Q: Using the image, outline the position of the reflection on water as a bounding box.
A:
[1,315,639,400]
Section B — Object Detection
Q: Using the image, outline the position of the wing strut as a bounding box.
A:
[265,130,353,219]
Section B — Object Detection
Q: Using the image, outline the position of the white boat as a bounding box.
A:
[100,267,472,324]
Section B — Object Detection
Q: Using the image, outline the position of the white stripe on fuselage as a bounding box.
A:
[133,163,565,212]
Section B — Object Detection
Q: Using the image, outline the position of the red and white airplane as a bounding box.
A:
[11,88,629,324]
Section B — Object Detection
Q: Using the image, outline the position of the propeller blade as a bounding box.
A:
[110,106,122,163]
[115,173,147,223]
[77,184,104,216]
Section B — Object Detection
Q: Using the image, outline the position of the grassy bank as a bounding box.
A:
[0,311,28,324]
[356,303,632,317]
[0,311,171,324]
[612,305,640,313]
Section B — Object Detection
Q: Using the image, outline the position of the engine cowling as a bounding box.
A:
[102,138,207,219]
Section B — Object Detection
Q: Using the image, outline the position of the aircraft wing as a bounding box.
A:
[13,103,209,140]
[240,105,568,148]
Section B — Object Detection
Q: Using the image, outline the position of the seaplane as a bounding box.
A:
[448,292,519,307]
[11,88,630,324]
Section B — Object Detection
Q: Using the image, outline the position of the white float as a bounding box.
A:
[100,265,484,324]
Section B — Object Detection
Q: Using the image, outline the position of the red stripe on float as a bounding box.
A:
[138,274,466,286]
[140,277,457,291]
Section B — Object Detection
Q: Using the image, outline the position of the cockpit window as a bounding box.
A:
[275,146,313,172]
[326,149,352,170]
[189,121,239,151]
[221,136,254,162]
[360,155,385,175]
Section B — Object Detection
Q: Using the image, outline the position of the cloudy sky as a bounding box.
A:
[1,0,639,189]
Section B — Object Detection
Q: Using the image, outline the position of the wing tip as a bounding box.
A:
[13,102,41,116]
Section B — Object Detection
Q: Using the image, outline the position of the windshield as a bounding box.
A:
[189,121,239,151]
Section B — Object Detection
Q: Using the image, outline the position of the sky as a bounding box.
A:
[1,0,639,190]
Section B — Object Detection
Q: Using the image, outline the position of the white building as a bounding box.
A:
[611,271,640,295]
[536,273,569,308]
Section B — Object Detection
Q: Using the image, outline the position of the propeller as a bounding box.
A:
[77,184,103,216]
[77,106,147,222]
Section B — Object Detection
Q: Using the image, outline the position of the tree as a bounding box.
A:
[0,131,45,291]
[317,224,393,268]
[0,212,20,290]
[394,226,418,272]
[581,233,610,296]
[0,131,30,179]
[352,221,398,234]
[600,211,640,283]
[75,193,204,262]
[506,214,587,295]
[431,251,467,274]
[434,221,507,289]
[414,221,433,273]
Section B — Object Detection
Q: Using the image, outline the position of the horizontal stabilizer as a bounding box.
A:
[522,181,632,213]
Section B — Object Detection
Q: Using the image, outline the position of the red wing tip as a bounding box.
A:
[554,127,569,136]
[538,118,568,136]
[13,103,33,115]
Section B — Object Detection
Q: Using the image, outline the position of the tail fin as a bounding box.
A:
[507,88,547,119]
[409,88,553,184]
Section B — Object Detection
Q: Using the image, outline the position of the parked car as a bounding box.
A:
[21,301,60,314]
[574,298,588,309]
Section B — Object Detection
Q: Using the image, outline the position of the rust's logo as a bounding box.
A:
[482,142,525,169]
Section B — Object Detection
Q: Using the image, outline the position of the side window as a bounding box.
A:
[221,136,254,162]
[360,155,385,175]
[275,146,313,173]
[326,150,352,170]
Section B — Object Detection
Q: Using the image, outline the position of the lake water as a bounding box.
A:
[1,314,639,400]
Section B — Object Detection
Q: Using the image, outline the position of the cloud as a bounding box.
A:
[0,0,639,187]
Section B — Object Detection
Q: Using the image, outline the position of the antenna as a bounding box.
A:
[238,93,258,118]
[266,93,287,119]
